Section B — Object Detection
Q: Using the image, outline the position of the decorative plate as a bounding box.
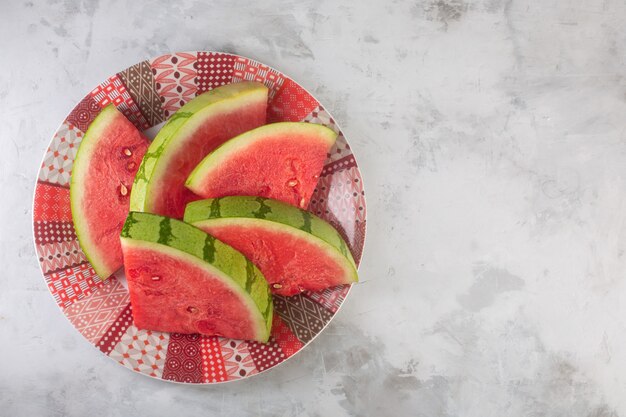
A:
[32,52,366,384]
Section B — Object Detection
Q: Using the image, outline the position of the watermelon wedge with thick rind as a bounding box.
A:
[70,105,149,279]
[120,212,273,342]
[130,81,268,218]
[185,122,337,209]
[184,197,358,296]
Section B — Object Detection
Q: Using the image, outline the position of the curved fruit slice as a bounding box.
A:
[185,122,337,209]
[70,105,149,279]
[184,197,358,296]
[130,81,268,218]
[120,212,273,342]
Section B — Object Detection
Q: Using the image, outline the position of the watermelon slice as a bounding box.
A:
[185,122,337,209]
[184,197,358,296]
[130,81,268,218]
[120,212,273,342]
[70,105,149,279]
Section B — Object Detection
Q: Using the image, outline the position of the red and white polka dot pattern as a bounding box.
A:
[200,336,227,383]
[33,183,71,222]
[232,56,285,100]
[96,303,133,354]
[248,338,286,372]
[268,78,318,122]
[33,221,77,245]
[268,316,304,358]
[196,52,236,94]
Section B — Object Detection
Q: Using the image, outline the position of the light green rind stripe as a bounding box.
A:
[70,104,120,279]
[120,211,273,341]
[185,122,338,191]
[129,81,269,212]
[184,196,358,272]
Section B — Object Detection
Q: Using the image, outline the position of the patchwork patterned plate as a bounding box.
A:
[33,52,366,384]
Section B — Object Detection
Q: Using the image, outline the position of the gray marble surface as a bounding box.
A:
[1,0,625,415]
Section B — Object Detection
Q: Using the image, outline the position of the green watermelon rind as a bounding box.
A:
[120,211,273,342]
[185,122,337,193]
[70,104,120,279]
[129,82,269,213]
[183,197,358,283]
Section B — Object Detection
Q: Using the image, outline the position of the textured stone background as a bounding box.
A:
[1,0,626,416]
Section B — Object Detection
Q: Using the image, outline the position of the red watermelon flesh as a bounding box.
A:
[70,105,149,279]
[120,212,273,342]
[153,103,267,217]
[197,220,353,296]
[184,197,358,297]
[131,82,269,219]
[185,122,337,209]
[123,245,258,338]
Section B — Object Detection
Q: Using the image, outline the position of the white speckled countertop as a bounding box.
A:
[2,0,626,415]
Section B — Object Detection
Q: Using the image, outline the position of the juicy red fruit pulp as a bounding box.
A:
[196,222,348,296]
[122,245,257,340]
[192,134,332,209]
[82,113,148,276]
[150,100,267,218]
